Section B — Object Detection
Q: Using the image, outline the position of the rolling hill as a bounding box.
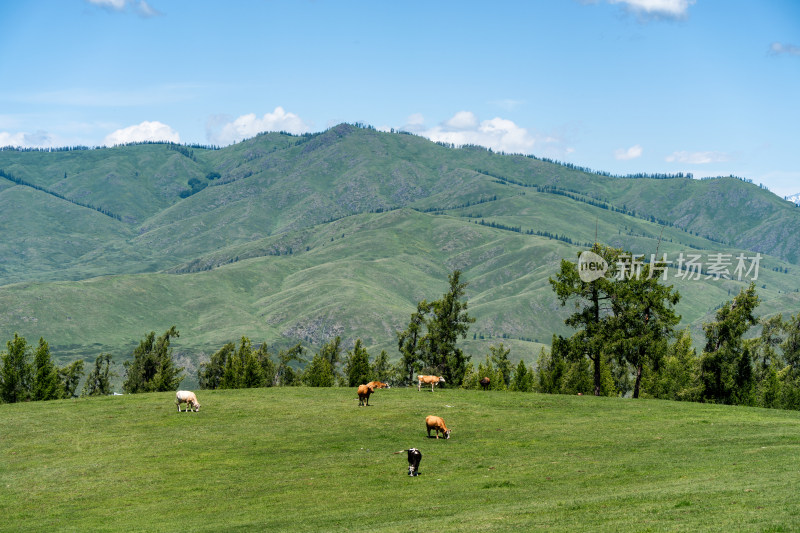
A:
[2,124,799,379]
[2,388,799,531]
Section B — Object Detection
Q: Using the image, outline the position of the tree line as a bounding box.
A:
[3,265,799,411]
[545,244,800,409]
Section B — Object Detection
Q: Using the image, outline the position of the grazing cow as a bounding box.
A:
[357,384,375,406]
[417,375,445,392]
[407,448,422,476]
[480,377,490,390]
[425,415,451,439]
[175,390,200,412]
[366,381,390,390]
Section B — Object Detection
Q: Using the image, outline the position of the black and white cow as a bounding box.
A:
[407,448,422,476]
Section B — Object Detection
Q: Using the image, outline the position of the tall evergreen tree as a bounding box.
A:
[700,283,760,404]
[122,326,184,393]
[608,262,681,398]
[303,354,335,387]
[550,244,623,396]
[421,270,475,385]
[779,313,800,409]
[642,327,701,402]
[489,343,513,388]
[238,337,266,388]
[59,360,85,398]
[396,300,429,384]
[256,342,276,387]
[82,354,115,396]
[510,359,534,392]
[318,336,343,382]
[198,342,234,390]
[1,334,32,403]
[370,350,391,382]
[275,343,304,386]
[345,339,371,386]
[32,337,61,401]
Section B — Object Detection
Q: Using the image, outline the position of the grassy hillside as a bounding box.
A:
[2,125,800,370]
[2,388,799,532]
[4,207,798,382]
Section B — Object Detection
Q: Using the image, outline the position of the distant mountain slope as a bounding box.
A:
[2,209,798,376]
[2,125,799,367]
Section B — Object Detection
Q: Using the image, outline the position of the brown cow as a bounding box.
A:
[357,384,375,406]
[425,415,451,439]
[366,381,389,390]
[480,377,490,391]
[417,375,445,392]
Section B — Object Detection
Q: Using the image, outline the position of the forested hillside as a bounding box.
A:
[2,124,799,373]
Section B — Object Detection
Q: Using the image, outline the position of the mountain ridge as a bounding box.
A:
[2,124,799,370]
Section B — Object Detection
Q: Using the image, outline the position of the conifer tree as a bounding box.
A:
[1,334,32,403]
[345,339,371,386]
[700,284,760,404]
[82,354,114,396]
[123,326,184,393]
[510,359,534,392]
[198,342,234,390]
[59,360,85,398]
[303,354,335,387]
[32,337,62,401]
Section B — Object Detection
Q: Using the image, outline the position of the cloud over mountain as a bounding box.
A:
[103,121,180,146]
[207,107,311,146]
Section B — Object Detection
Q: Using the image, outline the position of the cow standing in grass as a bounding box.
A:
[425,415,451,439]
[176,390,200,412]
[357,384,375,406]
[480,377,490,390]
[407,448,422,476]
[417,375,445,392]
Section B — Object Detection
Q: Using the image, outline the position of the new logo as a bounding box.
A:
[578,251,608,282]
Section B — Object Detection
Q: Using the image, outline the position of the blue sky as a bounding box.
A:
[1,0,798,197]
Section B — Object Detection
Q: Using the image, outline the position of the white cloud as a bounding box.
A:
[401,113,426,132]
[0,131,30,147]
[408,111,572,156]
[208,107,311,146]
[444,111,478,130]
[0,130,56,148]
[103,121,180,146]
[87,0,126,9]
[86,0,161,17]
[614,144,643,160]
[665,150,730,164]
[769,42,800,57]
[608,0,694,20]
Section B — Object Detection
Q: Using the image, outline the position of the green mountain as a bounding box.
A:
[2,124,799,379]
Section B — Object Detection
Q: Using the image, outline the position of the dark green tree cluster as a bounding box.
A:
[696,286,800,409]
[396,270,475,386]
[548,244,681,397]
[122,326,184,393]
[198,337,274,389]
[542,262,800,410]
[197,334,391,390]
[0,334,89,403]
[83,354,115,397]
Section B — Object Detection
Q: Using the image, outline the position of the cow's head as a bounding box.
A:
[439,377,446,383]
[192,401,200,412]
[444,429,451,439]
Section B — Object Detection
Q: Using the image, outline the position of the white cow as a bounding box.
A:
[176,390,200,412]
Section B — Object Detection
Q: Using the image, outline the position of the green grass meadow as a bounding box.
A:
[2,387,799,532]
